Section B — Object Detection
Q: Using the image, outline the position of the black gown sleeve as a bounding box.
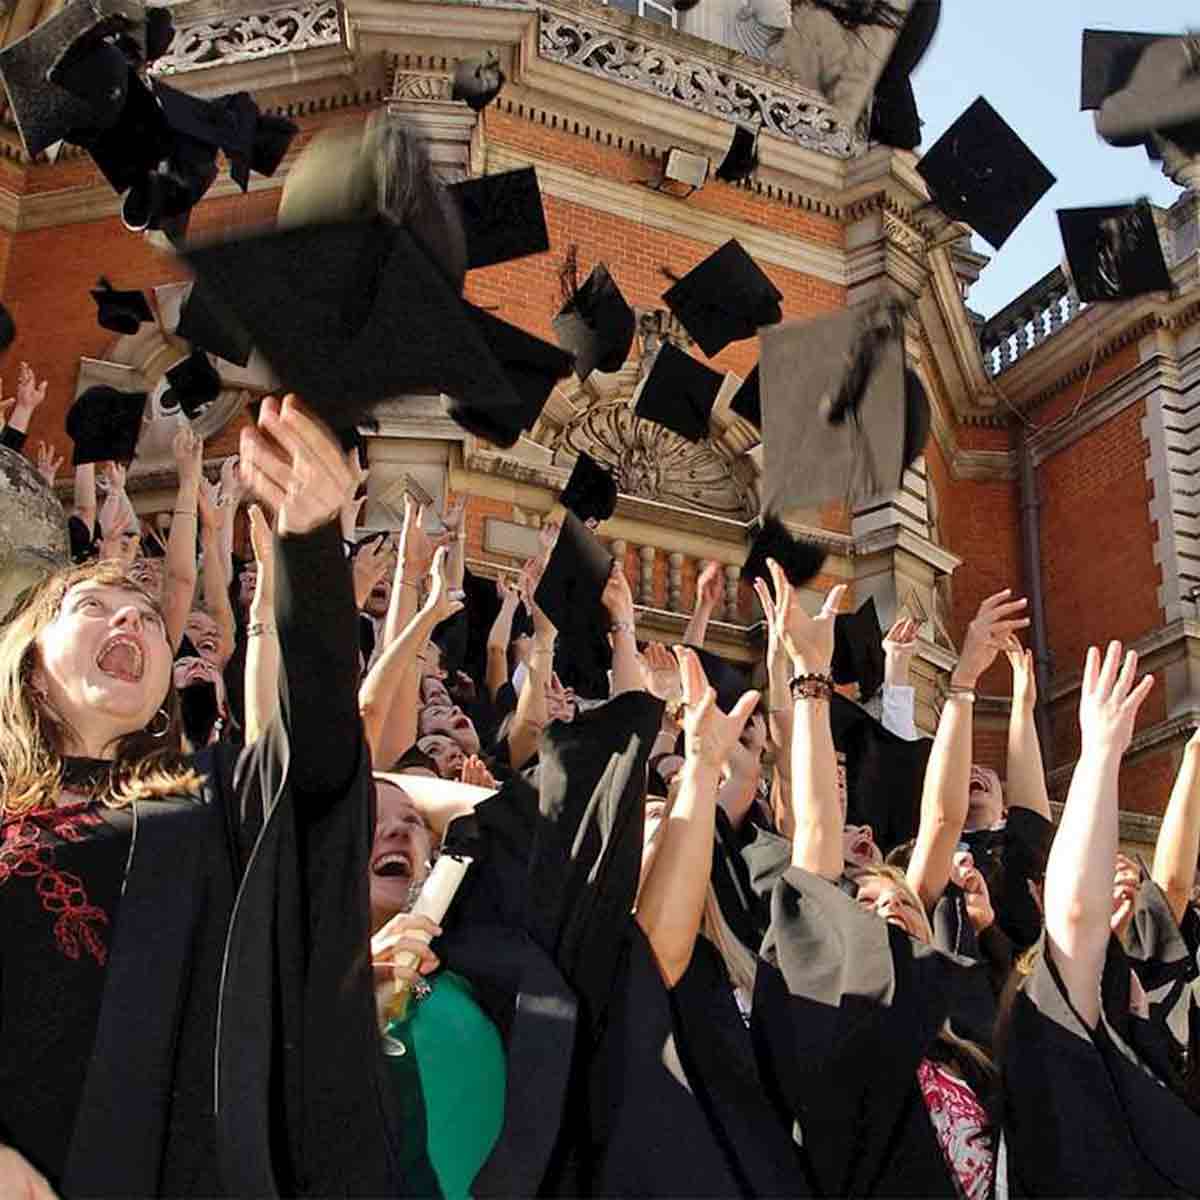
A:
[1,424,26,452]
[994,807,1052,949]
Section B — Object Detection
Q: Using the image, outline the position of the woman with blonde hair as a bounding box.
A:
[0,396,397,1198]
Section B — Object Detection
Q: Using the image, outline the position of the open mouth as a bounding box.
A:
[96,634,144,682]
[372,850,412,880]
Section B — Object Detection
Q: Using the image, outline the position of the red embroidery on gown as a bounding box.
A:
[0,803,111,964]
[918,1057,994,1200]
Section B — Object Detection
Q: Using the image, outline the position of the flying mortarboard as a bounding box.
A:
[634,341,723,443]
[450,168,549,270]
[867,0,941,150]
[91,276,152,335]
[79,64,170,195]
[1057,200,1172,304]
[740,513,827,592]
[916,96,1056,251]
[176,281,254,367]
[1092,34,1200,148]
[0,304,14,352]
[715,124,759,183]
[533,511,614,638]
[1080,29,1168,111]
[559,451,617,525]
[553,261,636,381]
[730,364,761,428]
[161,349,221,420]
[661,239,783,358]
[759,301,927,513]
[832,596,885,702]
[451,50,505,112]
[66,384,146,465]
[685,644,752,715]
[0,0,145,156]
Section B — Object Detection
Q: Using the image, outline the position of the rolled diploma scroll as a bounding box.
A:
[383,852,473,1023]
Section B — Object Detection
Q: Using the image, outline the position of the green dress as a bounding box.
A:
[383,971,506,1199]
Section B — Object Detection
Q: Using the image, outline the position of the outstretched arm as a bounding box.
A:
[683,560,724,647]
[1044,642,1155,1027]
[1152,727,1200,925]
[1004,635,1051,820]
[162,429,202,651]
[243,504,279,746]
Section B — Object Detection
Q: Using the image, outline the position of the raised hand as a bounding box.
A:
[0,1144,59,1199]
[601,561,635,628]
[696,560,724,612]
[1078,641,1155,757]
[399,495,443,579]
[218,454,244,511]
[35,441,63,488]
[13,361,47,417]
[640,640,682,703]
[950,849,996,933]
[238,395,354,536]
[441,496,467,539]
[1005,634,1037,712]
[352,535,393,608]
[952,589,1030,689]
[764,557,847,675]
[248,503,274,568]
[882,616,920,686]
[173,425,203,491]
[423,545,465,625]
[1111,852,1141,938]
[461,754,497,789]
[371,911,442,991]
[196,475,224,531]
[674,644,760,772]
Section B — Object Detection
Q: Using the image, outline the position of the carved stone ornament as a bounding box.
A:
[556,400,755,519]
[389,68,454,103]
[538,9,861,158]
[151,2,340,75]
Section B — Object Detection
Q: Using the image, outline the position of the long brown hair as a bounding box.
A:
[0,560,202,818]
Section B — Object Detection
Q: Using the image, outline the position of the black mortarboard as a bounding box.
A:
[1093,35,1200,148]
[143,5,173,63]
[534,511,614,638]
[176,281,254,367]
[450,168,549,270]
[715,124,758,183]
[760,301,926,512]
[183,219,570,446]
[0,0,144,156]
[154,79,255,179]
[868,0,941,150]
[162,350,221,420]
[730,364,760,428]
[1058,200,1172,304]
[241,112,298,183]
[91,276,152,335]
[66,384,146,465]
[634,342,723,443]
[1080,30,1167,111]
[552,262,636,381]
[685,645,751,715]
[661,240,783,358]
[559,451,618,525]
[451,50,505,112]
[916,97,1056,251]
[830,693,931,854]
[0,303,15,352]
[740,513,826,592]
[79,65,170,195]
[832,596,885,702]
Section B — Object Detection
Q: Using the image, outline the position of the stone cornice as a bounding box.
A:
[1047,618,1200,704]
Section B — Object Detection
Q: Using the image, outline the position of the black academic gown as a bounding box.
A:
[53,523,395,1198]
[1003,936,1200,1197]
[752,867,975,1198]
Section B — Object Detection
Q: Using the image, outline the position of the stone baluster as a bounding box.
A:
[723,564,739,620]
[639,544,656,606]
[610,538,627,587]
[668,552,684,613]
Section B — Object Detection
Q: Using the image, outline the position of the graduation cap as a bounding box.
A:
[236,112,298,186]
[740,513,826,592]
[91,276,152,335]
[559,451,617,525]
[0,303,16,353]
[1093,35,1200,148]
[634,341,723,443]
[142,5,173,63]
[759,301,927,513]
[1057,200,1172,304]
[176,282,254,367]
[78,64,170,195]
[451,50,505,112]
[450,168,549,270]
[685,644,752,714]
[916,97,1056,251]
[162,350,221,420]
[830,693,932,854]
[533,511,614,639]
[65,384,146,465]
[0,0,145,157]
[832,596,885,702]
[868,0,941,150]
[1080,30,1168,112]
[730,364,760,428]
[660,240,783,358]
[552,261,636,381]
[715,124,758,183]
[183,219,571,446]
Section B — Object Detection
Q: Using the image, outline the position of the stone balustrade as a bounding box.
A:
[978,267,1083,377]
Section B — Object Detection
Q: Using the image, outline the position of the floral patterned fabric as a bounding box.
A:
[918,1057,995,1200]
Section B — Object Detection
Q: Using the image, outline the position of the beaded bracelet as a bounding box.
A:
[610,619,636,636]
[789,672,833,702]
[246,622,276,639]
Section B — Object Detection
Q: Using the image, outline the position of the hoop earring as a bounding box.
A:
[147,707,171,739]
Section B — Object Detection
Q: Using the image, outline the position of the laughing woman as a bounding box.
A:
[0,396,393,1198]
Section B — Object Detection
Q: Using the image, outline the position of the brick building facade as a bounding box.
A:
[3,0,1200,848]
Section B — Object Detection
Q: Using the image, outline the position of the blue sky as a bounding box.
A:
[911,2,1195,318]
